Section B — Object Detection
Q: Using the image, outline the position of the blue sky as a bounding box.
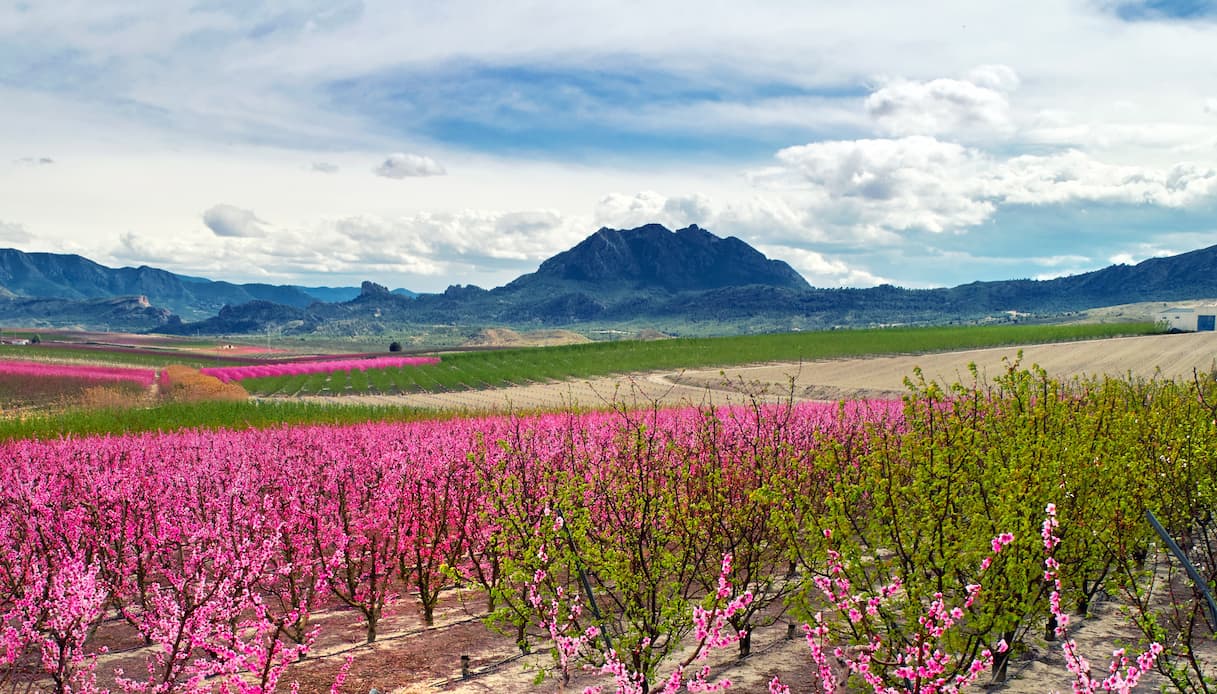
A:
[1,1,1217,294]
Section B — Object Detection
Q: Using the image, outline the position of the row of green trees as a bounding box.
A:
[472,358,1217,691]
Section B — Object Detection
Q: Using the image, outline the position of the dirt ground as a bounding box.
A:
[293,331,1217,412]
[273,575,1186,693]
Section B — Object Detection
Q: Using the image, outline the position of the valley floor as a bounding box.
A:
[280,331,1217,411]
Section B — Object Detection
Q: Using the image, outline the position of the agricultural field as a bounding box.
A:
[2,366,1215,692]
[0,360,159,410]
[4,322,1217,692]
[232,323,1159,398]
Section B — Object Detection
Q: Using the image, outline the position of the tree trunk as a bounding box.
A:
[991,631,1015,682]
[738,626,753,657]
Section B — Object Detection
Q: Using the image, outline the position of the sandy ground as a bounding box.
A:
[284,332,1217,412]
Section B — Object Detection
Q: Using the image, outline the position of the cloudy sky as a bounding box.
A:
[2,1,1217,292]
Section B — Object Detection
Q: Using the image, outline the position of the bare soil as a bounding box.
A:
[461,329,591,348]
[279,573,1192,693]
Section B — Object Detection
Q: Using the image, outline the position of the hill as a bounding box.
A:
[0,249,414,321]
[506,224,810,293]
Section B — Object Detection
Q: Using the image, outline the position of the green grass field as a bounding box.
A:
[236,322,1162,396]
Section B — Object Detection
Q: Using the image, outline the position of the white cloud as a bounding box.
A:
[117,231,185,266]
[329,209,581,263]
[594,191,681,229]
[202,204,269,238]
[373,153,446,179]
[112,207,591,290]
[1031,254,1091,268]
[753,136,1217,243]
[1206,98,1217,115]
[1109,245,1176,266]
[769,136,996,234]
[757,245,890,287]
[995,152,1217,207]
[964,64,1021,92]
[0,221,33,244]
[311,161,339,173]
[865,66,1018,138]
[14,157,54,166]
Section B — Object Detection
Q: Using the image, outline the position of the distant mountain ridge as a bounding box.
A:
[6,225,1217,335]
[0,249,415,321]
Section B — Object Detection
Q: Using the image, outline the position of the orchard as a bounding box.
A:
[1,360,1215,692]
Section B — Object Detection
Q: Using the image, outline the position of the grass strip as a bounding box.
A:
[0,400,443,442]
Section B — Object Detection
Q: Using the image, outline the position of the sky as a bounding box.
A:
[2,1,1217,293]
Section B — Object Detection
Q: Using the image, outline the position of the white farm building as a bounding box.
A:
[1159,307,1217,332]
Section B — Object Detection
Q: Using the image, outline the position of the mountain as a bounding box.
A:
[167,225,1217,335]
[10,225,1217,335]
[506,224,810,293]
[0,294,174,331]
[0,249,414,320]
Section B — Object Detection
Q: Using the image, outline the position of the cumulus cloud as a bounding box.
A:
[865,66,1019,138]
[14,157,54,166]
[586,131,1217,291]
[996,152,1217,207]
[757,245,890,287]
[0,221,34,244]
[202,204,269,238]
[749,135,1217,243]
[373,153,446,178]
[116,207,587,288]
[330,208,579,264]
[311,161,339,173]
[768,136,996,235]
[593,191,720,230]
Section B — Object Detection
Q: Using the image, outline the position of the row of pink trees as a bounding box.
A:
[199,356,439,383]
[0,360,156,388]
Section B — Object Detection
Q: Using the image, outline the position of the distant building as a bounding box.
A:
[1160,307,1217,332]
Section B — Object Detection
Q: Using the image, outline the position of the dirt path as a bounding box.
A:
[280,332,1217,412]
